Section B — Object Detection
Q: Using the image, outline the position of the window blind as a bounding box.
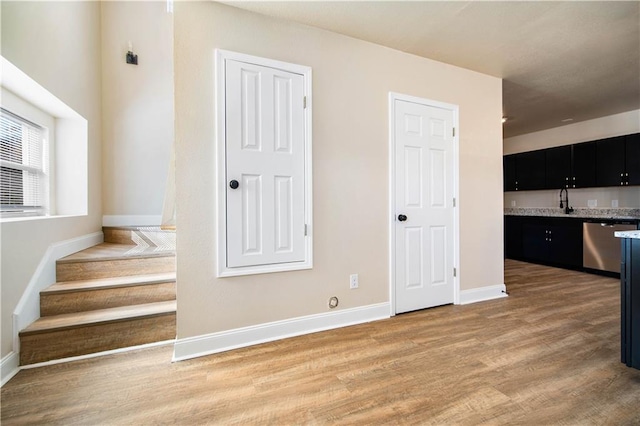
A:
[0,107,47,216]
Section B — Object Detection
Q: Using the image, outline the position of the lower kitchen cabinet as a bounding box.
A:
[504,215,523,259]
[621,237,640,370]
[520,217,583,268]
[505,216,583,269]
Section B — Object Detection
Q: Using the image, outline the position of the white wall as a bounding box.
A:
[174,2,503,347]
[504,109,640,209]
[0,1,103,359]
[101,1,174,226]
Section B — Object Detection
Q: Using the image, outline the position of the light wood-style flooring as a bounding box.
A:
[3,260,640,424]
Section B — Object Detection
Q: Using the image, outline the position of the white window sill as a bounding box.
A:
[0,214,86,224]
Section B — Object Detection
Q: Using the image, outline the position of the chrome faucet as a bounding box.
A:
[559,188,574,214]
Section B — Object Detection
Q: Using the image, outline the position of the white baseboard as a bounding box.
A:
[102,215,163,227]
[459,284,508,305]
[12,232,104,358]
[1,352,19,387]
[173,302,390,362]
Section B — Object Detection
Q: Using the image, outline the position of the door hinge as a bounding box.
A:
[304,224,308,236]
[303,96,307,109]
[453,197,456,207]
[452,128,456,137]
[453,267,457,277]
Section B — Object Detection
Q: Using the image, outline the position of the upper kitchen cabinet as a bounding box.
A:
[626,133,640,186]
[503,132,638,192]
[545,145,572,189]
[596,136,626,186]
[517,150,546,190]
[504,154,517,191]
[571,141,597,188]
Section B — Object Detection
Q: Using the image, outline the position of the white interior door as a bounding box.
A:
[393,98,455,314]
[225,59,305,268]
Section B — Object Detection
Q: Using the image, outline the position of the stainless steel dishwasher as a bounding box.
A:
[583,222,637,273]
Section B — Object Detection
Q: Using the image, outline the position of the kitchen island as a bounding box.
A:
[615,230,640,370]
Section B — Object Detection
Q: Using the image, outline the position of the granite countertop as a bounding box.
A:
[615,230,640,239]
[504,207,640,220]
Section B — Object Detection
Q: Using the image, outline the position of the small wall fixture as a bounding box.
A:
[126,41,138,65]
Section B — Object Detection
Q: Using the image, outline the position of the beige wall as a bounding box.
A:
[101,1,174,223]
[504,109,640,209]
[174,2,503,340]
[0,1,103,358]
[504,109,640,155]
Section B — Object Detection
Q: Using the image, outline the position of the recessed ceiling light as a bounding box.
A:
[561,118,574,122]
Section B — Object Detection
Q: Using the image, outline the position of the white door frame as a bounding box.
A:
[388,92,460,316]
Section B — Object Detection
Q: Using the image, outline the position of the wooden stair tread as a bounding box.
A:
[58,243,175,263]
[20,301,176,335]
[104,225,175,232]
[42,273,176,294]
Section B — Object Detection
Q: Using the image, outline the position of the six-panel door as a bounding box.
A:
[394,99,454,314]
[225,59,306,268]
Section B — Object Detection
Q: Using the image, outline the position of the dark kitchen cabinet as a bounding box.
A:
[596,136,627,187]
[522,221,550,263]
[548,219,583,267]
[571,141,597,188]
[503,155,517,191]
[545,146,572,189]
[626,133,640,185]
[512,216,583,268]
[517,150,546,190]
[504,215,523,259]
[621,237,640,370]
[503,132,638,191]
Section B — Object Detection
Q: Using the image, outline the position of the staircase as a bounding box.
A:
[19,227,176,366]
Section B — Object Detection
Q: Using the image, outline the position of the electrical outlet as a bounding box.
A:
[612,199,619,208]
[511,200,516,207]
[350,274,358,289]
[588,199,597,208]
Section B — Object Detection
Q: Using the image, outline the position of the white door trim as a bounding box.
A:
[215,49,313,277]
[388,92,460,316]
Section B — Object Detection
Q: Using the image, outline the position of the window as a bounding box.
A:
[0,107,48,217]
[2,56,88,221]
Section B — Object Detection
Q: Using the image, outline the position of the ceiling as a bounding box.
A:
[222,1,640,138]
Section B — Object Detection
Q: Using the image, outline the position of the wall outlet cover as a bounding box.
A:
[587,199,597,208]
[511,200,516,207]
[349,274,358,289]
[612,200,619,208]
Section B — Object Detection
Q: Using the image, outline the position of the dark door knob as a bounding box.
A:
[398,214,407,222]
[229,180,239,189]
